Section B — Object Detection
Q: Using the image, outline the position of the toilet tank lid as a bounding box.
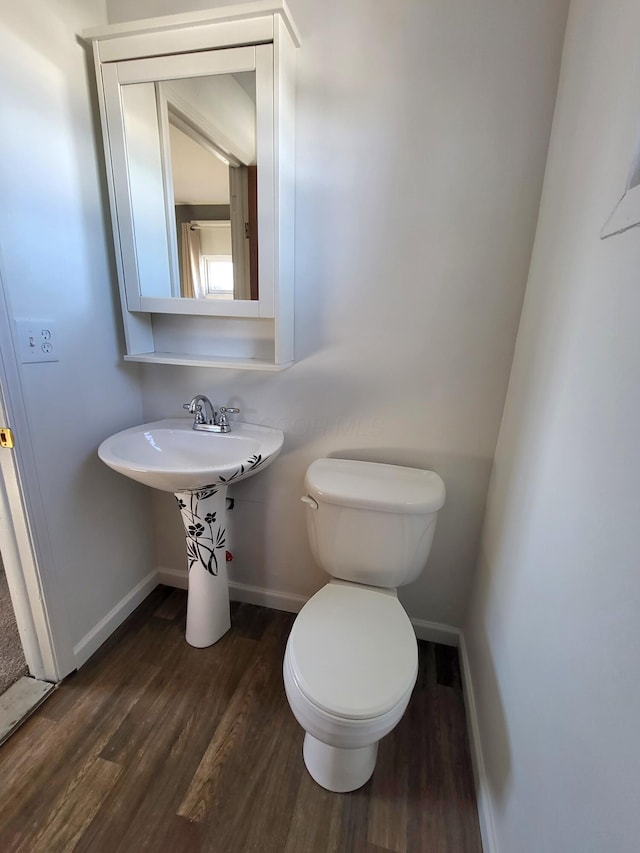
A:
[305,459,445,514]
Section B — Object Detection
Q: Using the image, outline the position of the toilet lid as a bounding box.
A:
[288,583,418,720]
[305,458,446,514]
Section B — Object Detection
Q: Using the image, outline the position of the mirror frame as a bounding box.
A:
[102,44,275,318]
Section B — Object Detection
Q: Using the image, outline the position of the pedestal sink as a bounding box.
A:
[98,418,284,647]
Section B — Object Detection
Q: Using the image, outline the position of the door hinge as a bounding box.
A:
[0,427,15,449]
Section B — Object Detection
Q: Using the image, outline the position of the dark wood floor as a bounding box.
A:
[0,586,482,852]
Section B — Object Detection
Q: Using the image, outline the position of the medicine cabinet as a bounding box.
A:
[83,2,299,370]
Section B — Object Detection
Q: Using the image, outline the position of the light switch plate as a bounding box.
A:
[15,319,59,363]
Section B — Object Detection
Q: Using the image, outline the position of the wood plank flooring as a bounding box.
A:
[0,587,482,852]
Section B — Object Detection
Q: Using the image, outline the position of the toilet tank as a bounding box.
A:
[303,459,446,589]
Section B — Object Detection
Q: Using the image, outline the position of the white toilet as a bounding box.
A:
[283,458,446,792]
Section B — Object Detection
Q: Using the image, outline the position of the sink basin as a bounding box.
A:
[98,416,284,649]
[98,418,284,493]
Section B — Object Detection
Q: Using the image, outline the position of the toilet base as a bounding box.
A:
[303,733,378,793]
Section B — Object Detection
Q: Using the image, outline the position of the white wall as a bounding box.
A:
[464,1,640,850]
[107,0,570,627]
[0,0,155,670]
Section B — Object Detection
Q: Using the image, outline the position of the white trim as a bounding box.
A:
[229,579,306,612]
[82,1,301,49]
[157,566,307,612]
[157,566,189,589]
[272,16,295,364]
[137,296,262,317]
[458,632,499,853]
[123,352,292,371]
[72,570,158,668]
[157,569,465,643]
[409,616,460,647]
[0,264,74,682]
[0,469,45,678]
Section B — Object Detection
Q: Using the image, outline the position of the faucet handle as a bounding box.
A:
[217,406,240,432]
[183,398,208,424]
[183,400,201,421]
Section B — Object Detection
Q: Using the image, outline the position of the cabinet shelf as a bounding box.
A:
[124,351,292,371]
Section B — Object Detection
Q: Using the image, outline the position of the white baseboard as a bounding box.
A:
[158,568,463,638]
[228,580,307,613]
[409,616,460,647]
[157,567,307,613]
[458,632,498,853]
[158,568,463,640]
[72,570,158,668]
[157,566,188,590]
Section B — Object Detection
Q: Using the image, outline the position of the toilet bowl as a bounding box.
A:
[284,581,418,791]
[283,458,445,792]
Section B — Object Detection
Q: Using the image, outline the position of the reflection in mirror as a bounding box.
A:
[122,71,258,302]
[164,73,258,301]
[183,221,234,300]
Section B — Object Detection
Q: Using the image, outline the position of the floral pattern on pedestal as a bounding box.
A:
[175,486,227,576]
[173,454,267,647]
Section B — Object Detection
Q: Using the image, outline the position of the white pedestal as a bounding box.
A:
[303,734,378,793]
[174,485,231,647]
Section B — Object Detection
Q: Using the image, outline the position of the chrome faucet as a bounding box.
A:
[183,395,240,433]
[183,394,216,426]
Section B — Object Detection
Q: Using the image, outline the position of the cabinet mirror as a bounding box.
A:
[103,45,275,318]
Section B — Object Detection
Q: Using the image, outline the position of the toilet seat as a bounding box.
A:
[287,582,418,720]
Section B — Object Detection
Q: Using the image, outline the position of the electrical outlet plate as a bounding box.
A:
[15,319,58,363]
